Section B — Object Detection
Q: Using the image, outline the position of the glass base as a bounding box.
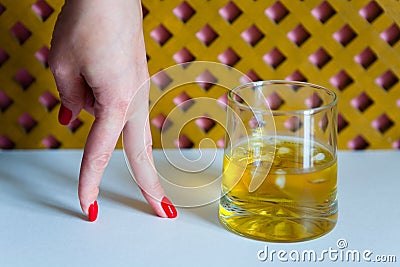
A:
[218,196,338,242]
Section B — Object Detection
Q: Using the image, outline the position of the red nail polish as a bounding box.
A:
[161,197,177,218]
[88,201,98,222]
[58,104,72,125]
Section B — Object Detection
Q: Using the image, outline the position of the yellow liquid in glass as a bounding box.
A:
[219,137,337,242]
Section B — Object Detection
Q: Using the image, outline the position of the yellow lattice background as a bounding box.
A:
[1,0,400,150]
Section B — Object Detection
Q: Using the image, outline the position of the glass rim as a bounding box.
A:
[228,80,338,115]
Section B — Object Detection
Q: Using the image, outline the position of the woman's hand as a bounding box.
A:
[49,0,177,221]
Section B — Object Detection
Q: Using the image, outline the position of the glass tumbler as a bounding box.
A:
[219,80,338,242]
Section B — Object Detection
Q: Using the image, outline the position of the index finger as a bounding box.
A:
[78,105,126,220]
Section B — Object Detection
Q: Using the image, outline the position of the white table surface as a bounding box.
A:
[0,149,399,267]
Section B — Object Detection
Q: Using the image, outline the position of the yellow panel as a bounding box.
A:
[1,0,400,150]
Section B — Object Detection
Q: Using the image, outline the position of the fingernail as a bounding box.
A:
[58,104,72,125]
[88,201,98,222]
[161,197,177,218]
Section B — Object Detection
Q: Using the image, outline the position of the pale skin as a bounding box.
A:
[49,0,175,219]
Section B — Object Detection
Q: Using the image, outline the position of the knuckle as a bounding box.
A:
[118,99,131,111]
[49,63,68,79]
[48,53,66,76]
[48,50,76,82]
[48,60,76,94]
[89,153,112,173]
[133,144,153,162]
[96,97,130,117]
